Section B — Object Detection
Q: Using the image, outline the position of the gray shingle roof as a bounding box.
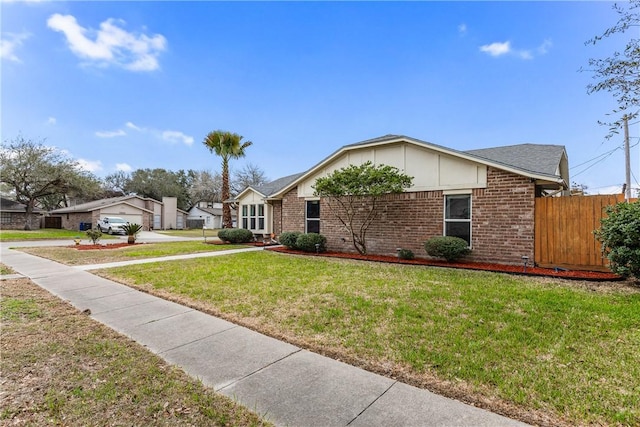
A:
[465,144,566,177]
[190,206,223,216]
[0,197,45,213]
[253,172,306,197]
[49,195,143,213]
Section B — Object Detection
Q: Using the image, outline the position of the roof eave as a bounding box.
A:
[269,135,567,197]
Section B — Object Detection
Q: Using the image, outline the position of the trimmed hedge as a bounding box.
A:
[424,236,470,262]
[279,231,302,249]
[218,228,254,243]
[296,233,327,253]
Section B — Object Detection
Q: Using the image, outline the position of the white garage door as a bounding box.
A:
[116,214,143,226]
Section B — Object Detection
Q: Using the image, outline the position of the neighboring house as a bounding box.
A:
[48,195,188,231]
[235,134,569,265]
[0,197,45,230]
[187,203,223,229]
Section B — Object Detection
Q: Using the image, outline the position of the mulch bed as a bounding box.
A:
[66,241,620,281]
[266,246,622,281]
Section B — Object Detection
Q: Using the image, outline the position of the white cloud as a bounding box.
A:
[115,121,193,146]
[537,39,553,55]
[126,121,143,131]
[162,130,194,146]
[480,39,552,60]
[458,23,467,35]
[46,13,166,71]
[77,158,103,172]
[46,117,56,125]
[95,129,126,138]
[480,41,511,57]
[116,162,132,172]
[1,32,30,62]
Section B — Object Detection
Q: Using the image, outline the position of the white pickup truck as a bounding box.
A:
[96,217,128,234]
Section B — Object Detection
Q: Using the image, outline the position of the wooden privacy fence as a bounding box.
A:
[535,194,635,271]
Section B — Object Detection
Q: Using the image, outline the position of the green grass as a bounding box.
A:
[156,228,222,238]
[1,278,270,426]
[0,228,117,241]
[98,251,640,426]
[0,264,15,275]
[18,241,247,265]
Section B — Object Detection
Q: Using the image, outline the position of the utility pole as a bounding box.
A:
[623,115,631,202]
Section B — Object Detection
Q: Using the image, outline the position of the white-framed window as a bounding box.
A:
[306,200,320,233]
[241,204,265,230]
[444,194,471,246]
[1,212,11,224]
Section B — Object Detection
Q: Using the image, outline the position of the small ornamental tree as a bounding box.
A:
[595,200,640,279]
[313,161,412,255]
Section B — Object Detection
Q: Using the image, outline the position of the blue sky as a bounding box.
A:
[2,1,637,195]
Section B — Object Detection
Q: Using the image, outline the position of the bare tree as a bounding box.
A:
[231,162,268,195]
[189,170,223,204]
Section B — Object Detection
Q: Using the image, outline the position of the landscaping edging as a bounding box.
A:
[266,247,622,281]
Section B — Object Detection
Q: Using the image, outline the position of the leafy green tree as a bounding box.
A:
[0,136,96,229]
[39,170,103,211]
[124,168,192,210]
[203,131,252,228]
[313,161,413,255]
[583,0,639,136]
[595,200,640,279]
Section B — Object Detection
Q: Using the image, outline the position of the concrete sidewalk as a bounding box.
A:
[0,244,528,427]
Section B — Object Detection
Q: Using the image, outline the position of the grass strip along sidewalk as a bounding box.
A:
[0,277,270,426]
[96,251,640,427]
[18,241,246,265]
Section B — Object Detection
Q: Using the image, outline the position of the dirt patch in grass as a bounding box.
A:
[0,278,271,426]
[267,247,622,281]
[70,242,142,250]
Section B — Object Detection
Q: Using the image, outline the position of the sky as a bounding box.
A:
[1,1,638,195]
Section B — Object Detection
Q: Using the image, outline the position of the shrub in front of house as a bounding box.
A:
[85,228,102,245]
[424,236,471,262]
[397,248,415,260]
[296,233,327,253]
[218,228,254,243]
[217,229,230,242]
[279,231,302,249]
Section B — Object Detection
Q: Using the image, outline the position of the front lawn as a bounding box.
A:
[0,228,117,241]
[18,241,246,265]
[97,251,640,426]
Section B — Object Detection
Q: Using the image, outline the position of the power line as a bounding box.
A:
[570,144,623,169]
[571,140,640,178]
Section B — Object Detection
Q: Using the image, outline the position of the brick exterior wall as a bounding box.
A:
[471,168,536,264]
[281,188,306,233]
[0,213,42,230]
[58,212,95,231]
[271,200,283,235]
[280,168,536,265]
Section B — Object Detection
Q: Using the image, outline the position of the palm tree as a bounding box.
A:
[203,130,253,228]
